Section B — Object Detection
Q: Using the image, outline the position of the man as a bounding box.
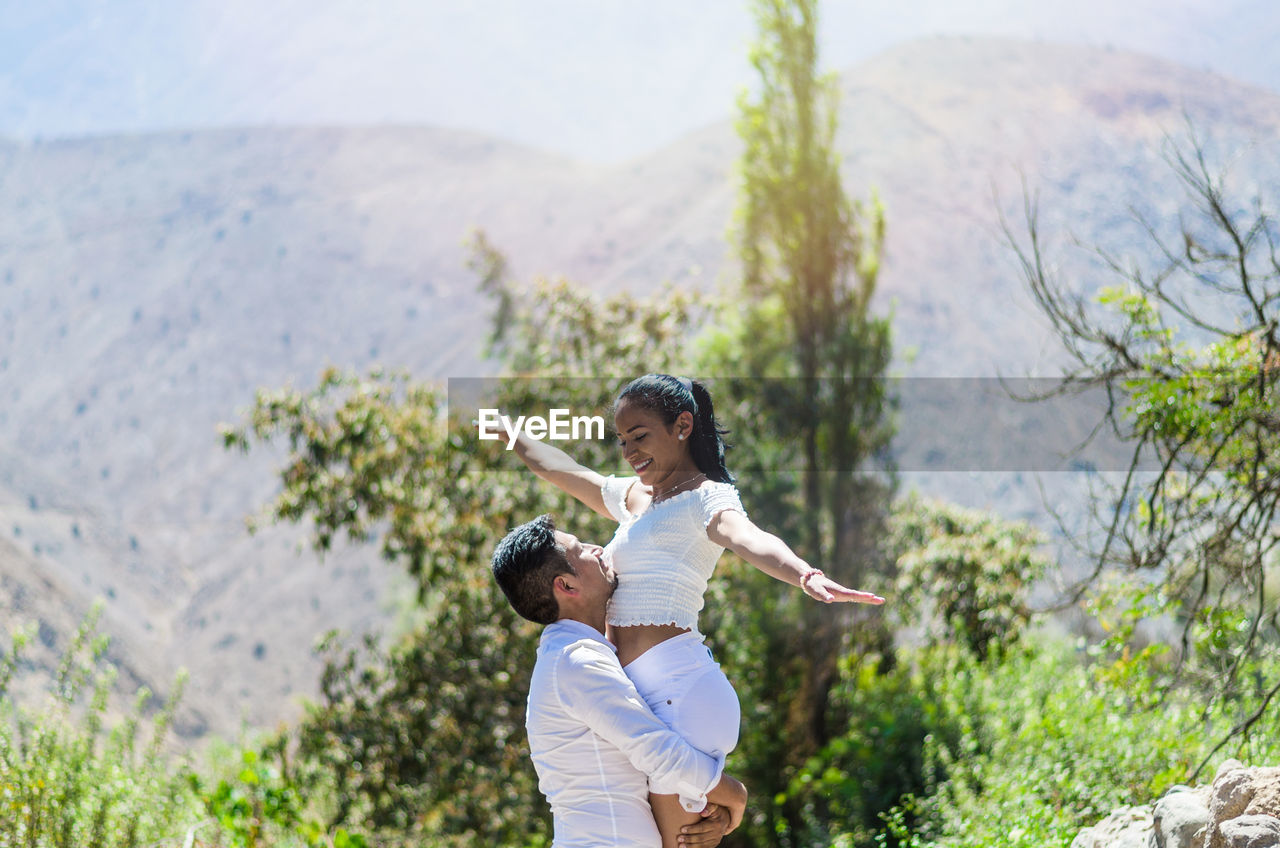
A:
[491,514,747,848]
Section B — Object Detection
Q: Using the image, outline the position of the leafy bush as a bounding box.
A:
[870,637,1280,848]
[889,496,1049,660]
[773,648,943,848]
[0,603,379,848]
[0,605,200,847]
[287,603,548,847]
[190,736,371,848]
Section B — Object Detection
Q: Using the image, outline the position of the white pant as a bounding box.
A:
[623,632,740,759]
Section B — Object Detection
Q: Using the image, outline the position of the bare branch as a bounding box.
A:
[1192,670,1280,782]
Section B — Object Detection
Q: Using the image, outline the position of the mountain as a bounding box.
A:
[2,36,1278,740]
[4,1,1279,161]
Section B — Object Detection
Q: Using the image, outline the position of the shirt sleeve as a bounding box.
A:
[600,475,637,523]
[697,483,747,529]
[555,639,725,811]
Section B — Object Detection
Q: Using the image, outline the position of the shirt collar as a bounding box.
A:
[542,618,616,652]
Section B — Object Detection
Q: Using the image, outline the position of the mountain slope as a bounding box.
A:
[2,37,1278,738]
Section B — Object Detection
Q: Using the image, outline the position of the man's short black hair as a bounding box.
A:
[491,514,573,625]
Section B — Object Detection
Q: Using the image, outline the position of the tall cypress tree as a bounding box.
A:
[702,0,894,839]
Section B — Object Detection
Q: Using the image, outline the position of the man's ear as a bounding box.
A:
[553,573,579,597]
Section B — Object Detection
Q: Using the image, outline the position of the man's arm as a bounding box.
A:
[557,640,729,811]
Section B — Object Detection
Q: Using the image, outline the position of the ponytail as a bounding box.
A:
[687,380,733,483]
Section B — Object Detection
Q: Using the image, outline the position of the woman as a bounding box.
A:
[506,374,884,846]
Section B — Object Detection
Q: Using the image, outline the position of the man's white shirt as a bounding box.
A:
[526,619,726,848]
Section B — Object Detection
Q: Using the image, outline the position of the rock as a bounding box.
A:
[1213,769,1259,825]
[1072,765,1280,848]
[1207,767,1280,848]
[1242,769,1280,819]
[1070,805,1152,848]
[1219,761,1249,780]
[1216,814,1280,848]
[1151,785,1210,848]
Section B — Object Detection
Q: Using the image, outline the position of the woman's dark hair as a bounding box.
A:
[491,514,573,625]
[615,374,733,483]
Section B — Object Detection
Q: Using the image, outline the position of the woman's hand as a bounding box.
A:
[801,571,885,605]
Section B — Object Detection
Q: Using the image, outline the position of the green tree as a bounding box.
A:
[731,497,1050,848]
[724,0,891,590]
[889,495,1049,661]
[699,0,894,841]
[1008,128,1280,776]
[222,237,705,844]
[223,370,549,845]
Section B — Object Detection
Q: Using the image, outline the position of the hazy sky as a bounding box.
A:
[1,0,1271,161]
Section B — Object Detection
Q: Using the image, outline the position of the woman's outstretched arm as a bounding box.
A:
[706,510,885,605]
[482,414,613,519]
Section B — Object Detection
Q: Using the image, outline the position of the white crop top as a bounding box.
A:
[600,475,747,633]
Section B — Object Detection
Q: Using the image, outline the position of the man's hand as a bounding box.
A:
[677,802,731,846]
[703,773,747,834]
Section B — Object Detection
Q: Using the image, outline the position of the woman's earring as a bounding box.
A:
[678,434,685,440]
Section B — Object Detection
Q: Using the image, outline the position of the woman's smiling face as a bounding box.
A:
[612,397,693,485]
